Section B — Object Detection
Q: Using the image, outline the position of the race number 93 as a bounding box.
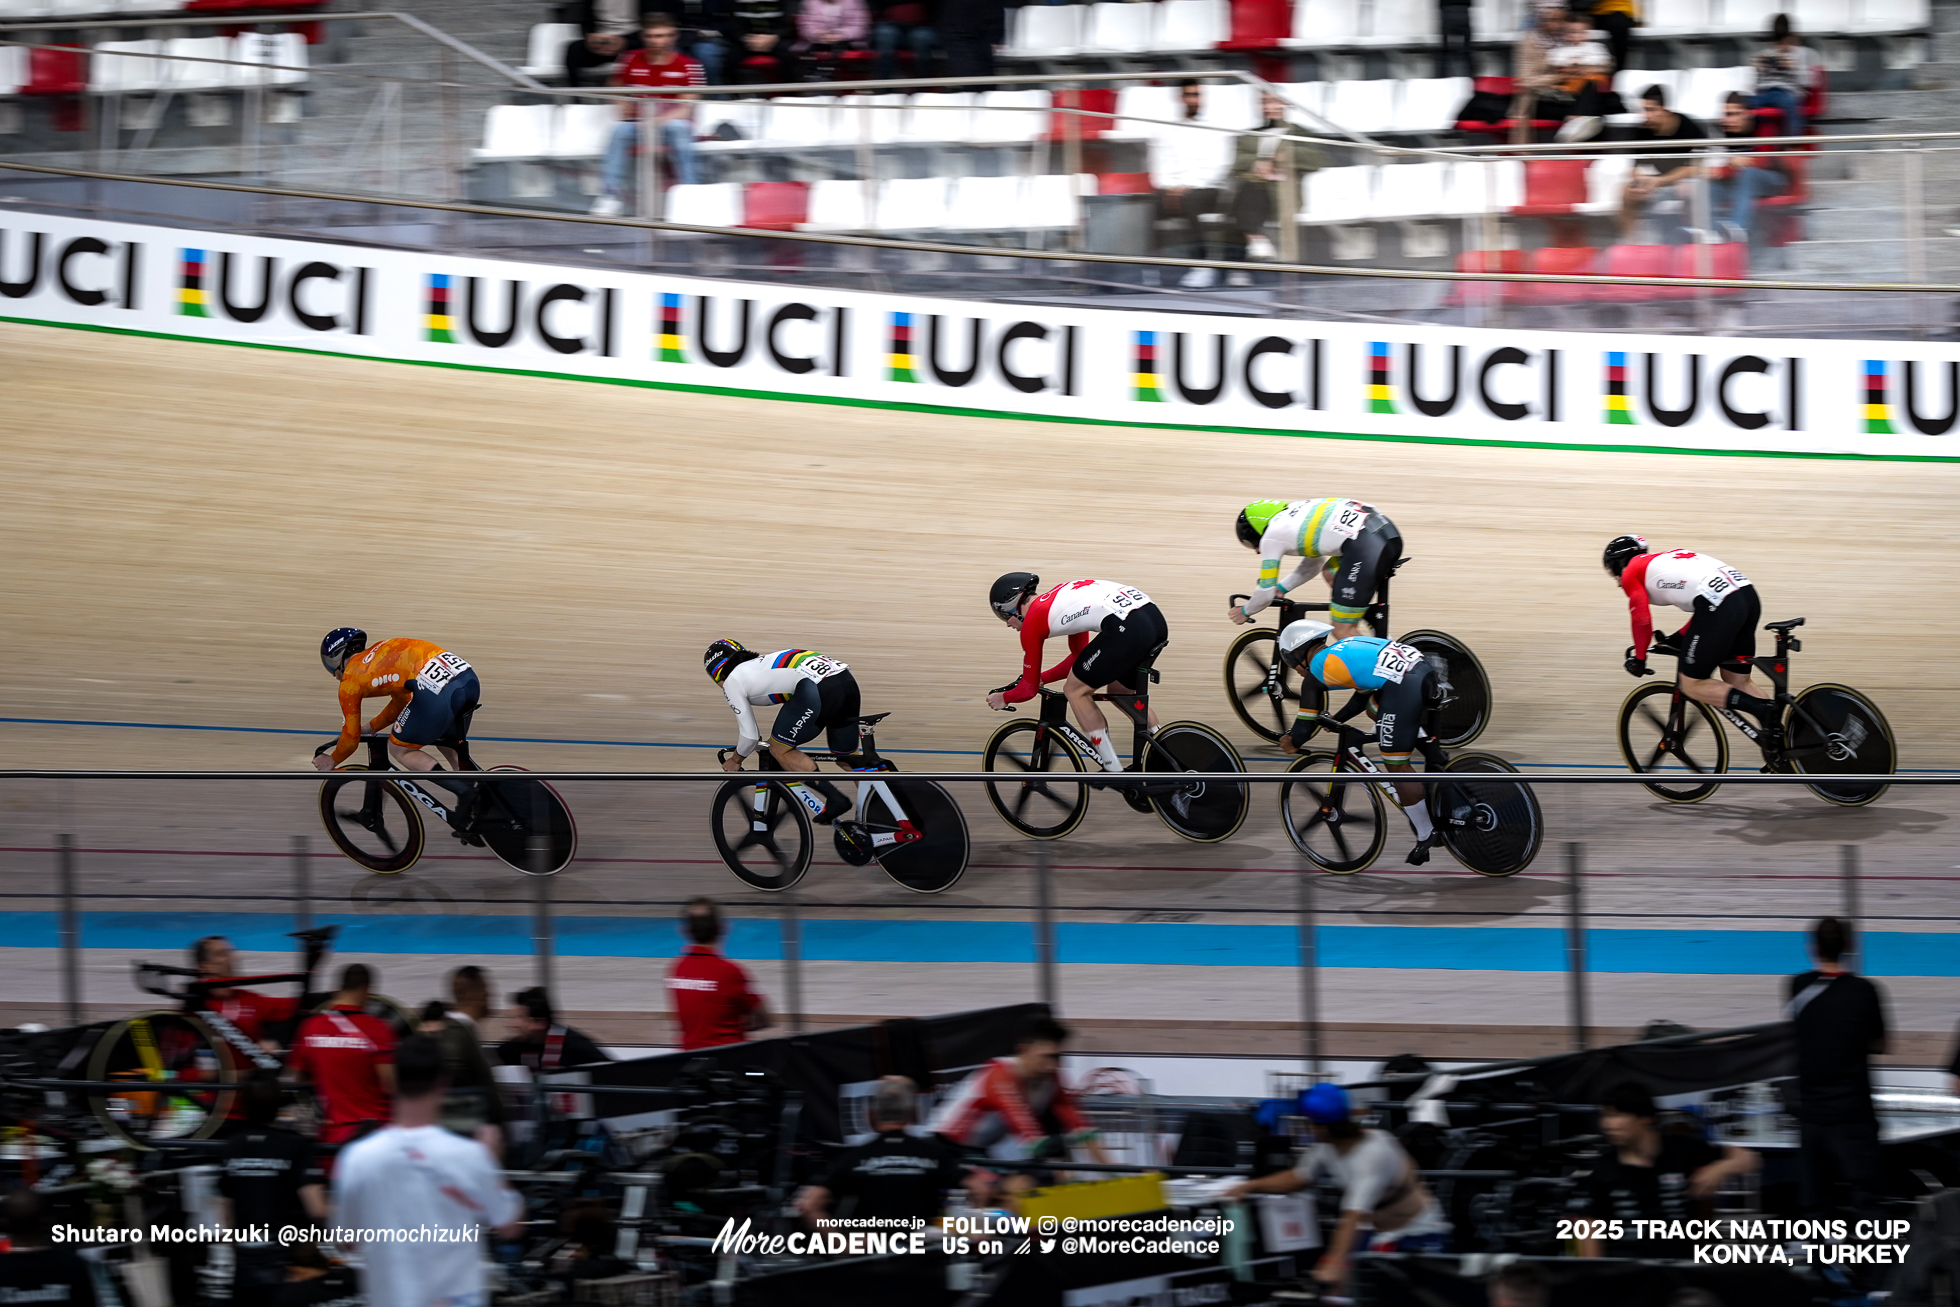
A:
[1556,1219,1623,1242]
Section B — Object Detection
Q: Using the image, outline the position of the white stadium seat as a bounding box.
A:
[802,178,872,231]
[944,175,1024,230]
[519,23,579,79]
[970,89,1048,144]
[1202,81,1262,130]
[1473,0,1520,41]
[666,182,742,227]
[233,33,307,87]
[1288,0,1361,46]
[1154,0,1226,49]
[876,177,950,231]
[1795,0,1853,29]
[1300,164,1378,222]
[902,92,972,143]
[1610,68,1679,123]
[1323,79,1398,135]
[1641,0,1711,37]
[1677,65,1752,121]
[475,104,555,159]
[834,93,907,142]
[162,36,233,90]
[1021,173,1089,228]
[1005,3,1083,57]
[1714,0,1782,36]
[1083,1,1155,53]
[0,43,25,94]
[1392,77,1470,132]
[765,95,838,146]
[1113,84,1181,136]
[1276,81,1327,123]
[1374,161,1449,218]
[696,98,765,141]
[1361,0,1438,44]
[89,40,161,94]
[1581,154,1636,213]
[1853,0,1930,31]
[552,103,615,157]
[0,0,54,18]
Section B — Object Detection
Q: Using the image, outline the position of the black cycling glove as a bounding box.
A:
[1624,656,1654,678]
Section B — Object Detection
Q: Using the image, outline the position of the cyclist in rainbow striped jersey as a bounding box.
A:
[704,640,859,825]
[1228,499,1404,640]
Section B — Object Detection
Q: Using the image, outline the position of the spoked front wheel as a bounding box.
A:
[982,719,1090,840]
[1139,721,1249,843]
[319,766,426,874]
[864,778,970,893]
[1224,627,1321,742]
[474,766,579,875]
[1431,752,1543,877]
[1279,750,1387,873]
[1786,684,1896,807]
[86,1011,237,1149]
[711,779,814,891]
[1616,682,1730,803]
[1398,630,1492,747]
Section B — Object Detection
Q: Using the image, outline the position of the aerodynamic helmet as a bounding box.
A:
[703,638,756,683]
[989,572,1040,622]
[320,628,368,679]
[1235,500,1290,550]
[1603,534,1649,578]
[1276,619,1335,670]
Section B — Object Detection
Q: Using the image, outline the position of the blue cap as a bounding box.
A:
[1300,1082,1351,1125]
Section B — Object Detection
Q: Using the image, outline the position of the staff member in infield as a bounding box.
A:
[1229,1083,1450,1290]
[1788,916,1889,1217]
[668,897,770,1051]
[0,1190,99,1307]
[285,965,397,1148]
[217,1075,327,1307]
[1573,1083,1758,1258]
[797,1078,971,1224]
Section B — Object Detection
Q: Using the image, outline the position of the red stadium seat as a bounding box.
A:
[1218,0,1290,49]
[1666,241,1747,295]
[1095,172,1155,195]
[1756,155,1807,246]
[1511,159,1590,217]
[25,46,87,95]
[1442,248,1522,308]
[1597,243,1677,301]
[742,181,810,231]
[1513,245,1598,303]
[1050,88,1116,141]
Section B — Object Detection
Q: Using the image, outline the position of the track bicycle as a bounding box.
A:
[711,712,970,894]
[1278,716,1543,876]
[982,647,1249,843]
[1616,616,1896,806]
[317,733,577,876]
[1225,559,1491,748]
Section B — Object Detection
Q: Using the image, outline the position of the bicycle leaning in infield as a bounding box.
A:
[1616,616,1897,806]
[981,644,1249,843]
[316,733,578,876]
[1278,713,1544,876]
[711,711,970,894]
[1224,558,1492,749]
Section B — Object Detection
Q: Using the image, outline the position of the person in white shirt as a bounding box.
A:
[1151,79,1234,287]
[1230,1083,1450,1291]
[334,1034,521,1307]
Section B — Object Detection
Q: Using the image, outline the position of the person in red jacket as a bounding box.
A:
[192,935,299,1049]
[286,965,396,1147]
[667,898,770,1050]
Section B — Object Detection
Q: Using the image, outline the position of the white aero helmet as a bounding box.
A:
[1276,619,1335,670]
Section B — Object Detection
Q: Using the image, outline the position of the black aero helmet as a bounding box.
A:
[703,638,755,683]
[1602,534,1649,578]
[989,573,1040,622]
[321,628,367,678]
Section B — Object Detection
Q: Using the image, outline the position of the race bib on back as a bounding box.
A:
[1329,500,1370,541]
[417,651,472,693]
[1372,641,1424,684]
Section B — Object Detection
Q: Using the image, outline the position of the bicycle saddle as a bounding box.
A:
[1137,642,1168,684]
[855,713,891,727]
[1385,555,1412,577]
[1765,617,1806,633]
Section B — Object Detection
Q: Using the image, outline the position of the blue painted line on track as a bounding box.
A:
[4,911,1956,976]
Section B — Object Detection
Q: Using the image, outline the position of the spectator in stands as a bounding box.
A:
[669,896,771,1049]
[873,0,937,81]
[1574,1083,1757,1257]
[0,1190,98,1307]
[446,963,494,1035]
[567,31,638,87]
[218,1075,326,1307]
[335,1036,521,1307]
[733,0,794,82]
[286,964,397,1148]
[939,0,1004,80]
[1618,84,1707,239]
[672,0,736,83]
[795,0,871,79]
[1788,916,1889,1217]
[1751,13,1818,139]
[1534,13,1613,141]
[192,934,299,1050]
[1437,0,1474,78]
[1154,79,1234,288]
[797,1078,970,1222]
[1230,1083,1450,1292]
[417,999,505,1142]
[498,985,612,1071]
[595,13,705,216]
[1578,0,1637,74]
[1230,93,1327,263]
[1486,1262,1548,1307]
[1508,1,1567,142]
[1708,92,1789,243]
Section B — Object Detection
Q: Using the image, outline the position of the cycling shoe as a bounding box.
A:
[1406,835,1441,866]
[1115,764,1153,813]
[813,797,853,827]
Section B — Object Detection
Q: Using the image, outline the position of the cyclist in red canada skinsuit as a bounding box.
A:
[983,575,1167,774]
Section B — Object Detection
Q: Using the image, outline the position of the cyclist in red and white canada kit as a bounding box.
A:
[983,574,1167,773]
[1603,536,1779,724]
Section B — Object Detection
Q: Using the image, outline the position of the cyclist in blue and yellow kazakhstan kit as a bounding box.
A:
[1227,499,1403,640]
[1277,621,1443,865]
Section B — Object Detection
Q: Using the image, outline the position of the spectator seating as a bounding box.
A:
[1003,0,1230,59]
[1300,160,1526,222]
[1450,239,1749,303]
[631,174,1098,234]
[82,32,307,94]
[0,43,24,95]
[519,23,580,81]
[1278,77,1471,135]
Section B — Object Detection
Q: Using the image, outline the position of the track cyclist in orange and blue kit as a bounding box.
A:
[311,628,481,775]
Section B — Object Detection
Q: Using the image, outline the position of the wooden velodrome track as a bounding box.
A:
[6,318,1960,1059]
[3,317,1953,773]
